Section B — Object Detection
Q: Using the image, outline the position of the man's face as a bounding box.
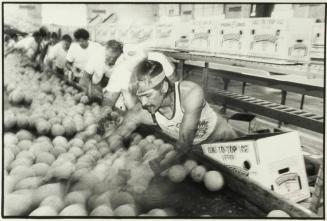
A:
[35,37,42,44]
[77,39,88,49]
[105,47,121,66]
[137,88,164,114]
[62,40,71,51]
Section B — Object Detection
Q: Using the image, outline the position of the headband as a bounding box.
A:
[136,70,166,96]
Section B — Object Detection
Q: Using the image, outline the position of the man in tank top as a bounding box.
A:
[107,54,237,165]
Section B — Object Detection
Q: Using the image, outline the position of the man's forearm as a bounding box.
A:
[103,91,120,109]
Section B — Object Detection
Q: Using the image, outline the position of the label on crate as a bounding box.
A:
[201,141,258,176]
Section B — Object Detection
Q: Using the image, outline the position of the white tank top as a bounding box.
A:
[154,82,218,144]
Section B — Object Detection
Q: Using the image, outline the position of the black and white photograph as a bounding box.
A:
[2,1,325,219]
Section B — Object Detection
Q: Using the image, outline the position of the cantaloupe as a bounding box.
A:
[29,142,52,155]
[183,159,198,173]
[90,205,114,216]
[10,157,33,169]
[4,190,35,216]
[49,161,75,180]
[88,191,111,210]
[11,90,25,105]
[80,95,89,104]
[267,210,290,217]
[64,190,91,206]
[36,120,51,135]
[32,163,50,176]
[58,153,76,163]
[4,148,15,171]
[36,152,55,165]
[190,165,207,183]
[153,139,164,146]
[14,176,42,191]
[168,165,187,183]
[69,138,84,148]
[35,136,52,144]
[4,113,16,131]
[145,135,156,143]
[148,208,169,216]
[29,206,58,216]
[16,150,35,162]
[59,204,88,216]
[110,191,135,209]
[17,139,33,151]
[114,204,137,216]
[4,175,19,194]
[10,165,35,179]
[69,146,84,158]
[51,124,65,137]
[34,183,65,205]
[40,195,65,212]
[53,136,69,149]
[127,145,142,161]
[4,133,18,145]
[62,118,77,137]
[203,171,224,192]
[16,114,30,129]
[83,139,97,152]
[24,93,33,105]
[16,129,33,141]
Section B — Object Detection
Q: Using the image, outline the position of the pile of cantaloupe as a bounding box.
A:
[165,159,225,192]
[4,53,224,217]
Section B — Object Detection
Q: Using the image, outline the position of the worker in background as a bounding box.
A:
[106,55,237,172]
[65,28,104,89]
[83,40,123,101]
[44,34,72,78]
[39,32,59,71]
[93,41,177,112]
[5,31,43,62]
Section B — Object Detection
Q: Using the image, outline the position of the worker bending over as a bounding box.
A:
[44,34,72,77]
[107,54,237,169]
[65,28,104,88]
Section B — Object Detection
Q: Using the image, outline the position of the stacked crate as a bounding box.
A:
[246,18,315,62]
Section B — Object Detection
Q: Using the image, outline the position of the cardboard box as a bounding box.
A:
[153,23,176,49]
[189,19,214,53]
[124,25,154,45]
[212,18,251,56]
[201,131,310,203]
[173,21,192,51]
[247,18,315,61]
[311,23,325,46]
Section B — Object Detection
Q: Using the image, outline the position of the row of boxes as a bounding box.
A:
[89,18,323,62]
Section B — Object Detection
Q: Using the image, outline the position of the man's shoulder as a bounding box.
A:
[179,81,204,109]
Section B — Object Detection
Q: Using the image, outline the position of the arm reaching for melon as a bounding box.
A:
[107,103,156,151]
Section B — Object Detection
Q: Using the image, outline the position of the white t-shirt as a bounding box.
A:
[46,41,69,69]
[84,45,106,83]
[66,41,104,77]
[14,36,38,58]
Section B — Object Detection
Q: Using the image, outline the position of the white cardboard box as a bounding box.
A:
[212,18,251,56]
[247,18,314,61]
[201,131,310,203]
[189,18,217,53]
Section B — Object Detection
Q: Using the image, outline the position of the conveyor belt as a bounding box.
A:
[208,88,324,133]
[155,50,324,77]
